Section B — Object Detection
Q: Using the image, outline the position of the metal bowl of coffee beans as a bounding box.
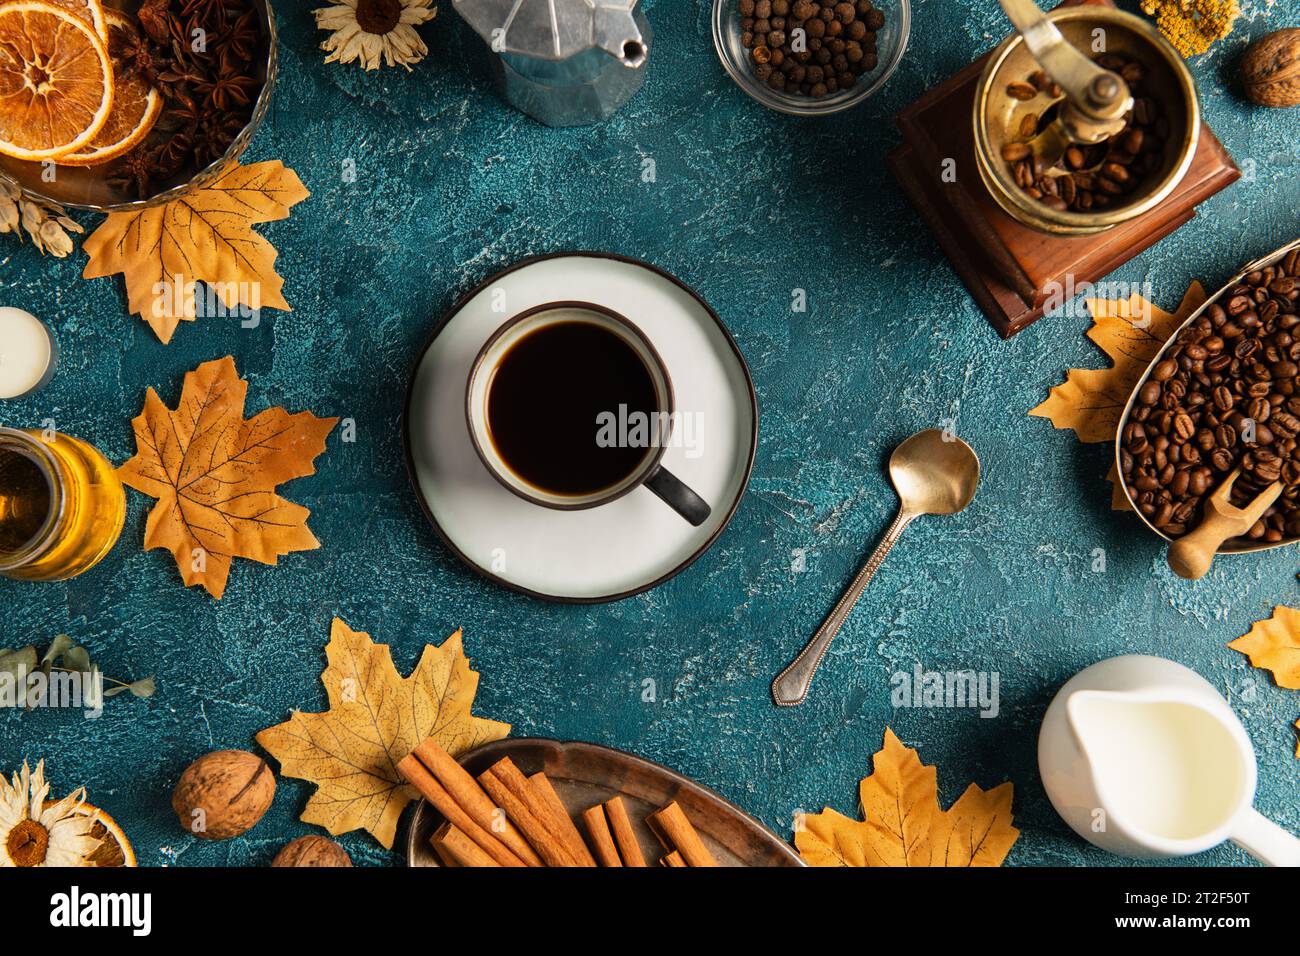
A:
[1117,238,1300,553]
[974,7,1198,235]
[712,0,909,115]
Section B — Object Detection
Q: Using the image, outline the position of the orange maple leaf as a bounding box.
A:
[1030,282,1206,509]
[117,355,337,599]
[82,160,308,344]
[256,619,510,849]
[1230,607,1300,759]
[795,728,1019,866]
[1230,606,1300,690]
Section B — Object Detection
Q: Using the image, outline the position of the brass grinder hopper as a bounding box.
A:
[973,0,1200,235]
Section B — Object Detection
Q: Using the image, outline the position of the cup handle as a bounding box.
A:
[1229,807,1300,867]
[644,466,711,527]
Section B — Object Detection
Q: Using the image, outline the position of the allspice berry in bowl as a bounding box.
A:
[1241,28,1300,108]
[272,835,353,867]
[712,0,911,115]
[172,749,275,840]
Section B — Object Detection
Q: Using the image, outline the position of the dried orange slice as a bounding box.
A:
[0,1,114,162]
[75,803,137,867]
[59,9,161,166]
[54,800,138,866]
[46,0,108,42]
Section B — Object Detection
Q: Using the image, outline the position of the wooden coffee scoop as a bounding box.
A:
[1167,469,1283,580]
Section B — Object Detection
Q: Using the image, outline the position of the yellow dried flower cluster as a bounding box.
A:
[1140,0,1241,57]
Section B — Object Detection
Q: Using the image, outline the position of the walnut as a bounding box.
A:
[172,750,275,840]
[271,835,353,867]
[1242,29,1300,108]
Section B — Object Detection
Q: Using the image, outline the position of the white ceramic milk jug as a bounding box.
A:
[1038,654,1300,865]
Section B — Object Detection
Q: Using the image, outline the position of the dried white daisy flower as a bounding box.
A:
[0,179,84,259]
[0,761,102,867]
[315,0,437,72]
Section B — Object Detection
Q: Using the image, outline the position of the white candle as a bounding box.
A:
[0,307,57,399]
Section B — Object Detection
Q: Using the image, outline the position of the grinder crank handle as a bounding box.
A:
[997,0,1131,127]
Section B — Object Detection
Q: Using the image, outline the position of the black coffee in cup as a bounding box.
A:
[486,320,658,496]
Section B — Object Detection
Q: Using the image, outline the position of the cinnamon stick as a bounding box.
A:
[581,805,622,867]
[479,763,575,867]
[647,801,717,867]
[661,850,687,867]
[412,740,542,867]
[528,771,598,867]
[397,751,527,867]
[432,822,501,867]
[602,796,647,867]
[430,823,460,867]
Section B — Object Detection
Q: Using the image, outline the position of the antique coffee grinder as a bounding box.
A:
[453,0,652,127]
[975,0,1199,235]
[889,0,1238,337]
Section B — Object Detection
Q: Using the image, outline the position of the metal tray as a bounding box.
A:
[405,738,803,867]
[1115,236,1300,552]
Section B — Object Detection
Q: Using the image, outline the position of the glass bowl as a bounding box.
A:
[712,0,910,115]
[0,0,278,213]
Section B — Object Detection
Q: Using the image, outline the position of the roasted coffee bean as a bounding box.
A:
[1057,174,1076,205]
[1152,358,1177,381]
[1249,450,1284,482]
[1273,412,1300,437]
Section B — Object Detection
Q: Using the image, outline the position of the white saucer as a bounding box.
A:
[403,253,758,602]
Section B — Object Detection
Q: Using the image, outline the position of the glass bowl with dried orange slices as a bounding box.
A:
[0,0,277,211]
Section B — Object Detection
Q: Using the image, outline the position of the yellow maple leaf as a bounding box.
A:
[82,160,309,344]
[795,728,1019,867]
[1030,282,1205,443]
[256,618,510,849]
[117,355,337,599]
[1229,606,1300,690]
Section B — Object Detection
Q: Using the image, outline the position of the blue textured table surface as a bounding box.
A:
[2,0,1298,867]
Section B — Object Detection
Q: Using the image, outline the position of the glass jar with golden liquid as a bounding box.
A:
[0,427,125,581]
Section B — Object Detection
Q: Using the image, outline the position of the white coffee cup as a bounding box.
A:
[465,301,711,526]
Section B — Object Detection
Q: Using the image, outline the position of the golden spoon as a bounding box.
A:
[771,430,980,707]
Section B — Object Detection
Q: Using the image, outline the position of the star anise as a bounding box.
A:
[194,72,258,112]
[152,134,194,179]
[113,22,165,85]
[217,8,257,57]
[136,0,174,45]
[159,89,204,136]
[168,11,204,55]
[107,147,162,198]
[156,61,208,89]
[194,113,245,167]
[217,8,259,64]
[181,0,235,23]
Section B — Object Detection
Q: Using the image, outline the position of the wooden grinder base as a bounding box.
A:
[888,0,1241,338]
